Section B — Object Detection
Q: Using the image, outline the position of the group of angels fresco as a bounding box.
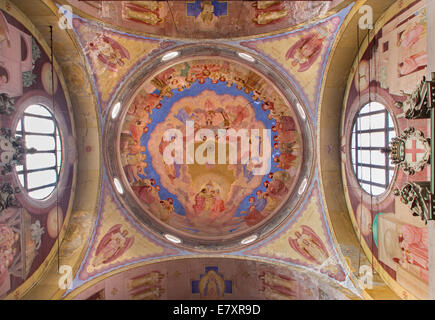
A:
[119,58,303,237]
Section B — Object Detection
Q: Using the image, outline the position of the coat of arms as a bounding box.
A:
[387,127,431,175]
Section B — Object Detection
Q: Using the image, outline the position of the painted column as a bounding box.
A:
[427,0,435,301]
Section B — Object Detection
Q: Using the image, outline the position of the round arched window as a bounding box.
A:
[15,104,62,200]
[350,102,396,196]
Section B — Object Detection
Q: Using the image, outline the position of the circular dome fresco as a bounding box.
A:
[104,45,314,251]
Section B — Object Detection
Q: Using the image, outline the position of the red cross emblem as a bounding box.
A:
[405,139,426,162]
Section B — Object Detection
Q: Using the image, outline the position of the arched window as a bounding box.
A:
[350,102,396,196]
[15,104,62,200]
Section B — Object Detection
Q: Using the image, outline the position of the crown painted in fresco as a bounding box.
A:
[384,127,431,175]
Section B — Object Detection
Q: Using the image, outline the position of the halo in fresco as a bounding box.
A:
[119,58,304,238]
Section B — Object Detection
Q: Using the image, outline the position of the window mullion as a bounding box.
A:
[351,104,396,196]
[21,114,29,191]
[15,104,62,200]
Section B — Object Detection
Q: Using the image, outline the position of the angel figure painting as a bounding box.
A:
[289,225,345,281]
[92,224,134,267]
[88,33,130,73]
[285,18,339,73]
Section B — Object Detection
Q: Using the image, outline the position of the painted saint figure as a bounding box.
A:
[399,21,426,48]
[93,224,134,267]
[253,10,288,25]
[289,225,345,281]
[123,2,164,25]
[88,34,130,72]
[198,269,226,298]
[394,224,428,282]
[285,31,325,72]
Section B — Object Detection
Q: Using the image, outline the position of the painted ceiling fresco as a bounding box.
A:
[4,0,432,301]
[341,0,429,300]
[57,1,359,299]
[71,16,174,112]
[65,0,345,39]
[119,58,303,238]
[71,257,357,300]
[240,14,342,115]
[72,175,355,296]
[0,9,75,298]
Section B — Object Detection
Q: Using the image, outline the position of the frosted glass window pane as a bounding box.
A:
[358,114,385,131]
[56,131,61,148]
[25,104,51,116]
[371,150,385,166]
[357,149,362,163]
[369,114,385,130]
[359,133,370,147]
[27,169,56,189]
[56,132,62,166]
[24,116,54,134]
[18,174,24,186]
[57,151,62,163]
[361,183,372,194]
[25,135,55,151]
[368,102,385,113]
[26,153,55,170]
[361,150,371,164]
[16,120,22,131]
[370,132,385,147]
[372,168,386,185]
[388,114,394,128]
[359,116,371,131]
[361,166,371,181]
[29,187,54,200]
[371,186,385,196]
[359,104,371,114]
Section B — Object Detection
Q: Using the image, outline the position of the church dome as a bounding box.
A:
[104,44,315,251]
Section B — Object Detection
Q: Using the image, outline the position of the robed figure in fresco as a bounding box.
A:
[394,224,429,282]
[289,226,329,265]
[285,31,325,72]
[93,224,134,267]
[198,269,226,298]
[285,19,339,72]
[289,225,345,281]
[193,182,226,218]
[88,34,130,72]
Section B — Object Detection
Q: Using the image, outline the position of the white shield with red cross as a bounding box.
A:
[404,136,430,166]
